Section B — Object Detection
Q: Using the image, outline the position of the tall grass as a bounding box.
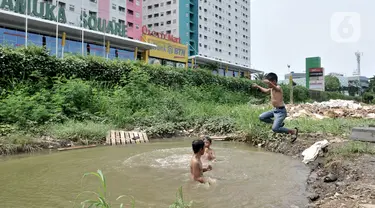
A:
[76,170,135,208]
[76,170,192,208]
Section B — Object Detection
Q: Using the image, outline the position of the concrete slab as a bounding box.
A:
[351,127,375,142]
[359,204,375,208]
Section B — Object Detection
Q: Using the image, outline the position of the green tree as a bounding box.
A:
[324,75,341,92]
[368,75,375,93]
[254,72,268,80]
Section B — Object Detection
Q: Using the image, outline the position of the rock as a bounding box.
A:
[335,182,347,187]
[324,173,338,183]
[349,195,360,199]
[308,193,320,202]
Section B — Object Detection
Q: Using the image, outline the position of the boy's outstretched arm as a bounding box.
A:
[252,84,270,94]
[263,79,281,91]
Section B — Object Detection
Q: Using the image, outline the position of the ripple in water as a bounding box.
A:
[123,147,194,169]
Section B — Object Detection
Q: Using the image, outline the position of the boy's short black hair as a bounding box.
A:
[203,136,212,144]
[265,73,278,83]
[192,140,204,154]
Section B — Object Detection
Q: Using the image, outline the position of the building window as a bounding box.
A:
[119,6,126,13]
[161,12,164,16]
[128,0,134,3]
[112,4,116,9]
[147,24,152,28]
[173,0,176,3]
[148,15,152,18]
[128,22,134,27]
[154,13,159,17]
[166,20,171,24]
[173,19,176,24]
[173,9,176,13]
[119,19,125,24]
[136,12,140,18]
[148,5,152,9]
[154,4,159,8]
[69,4,74,11]
[154,23,159,26]
[136,0,140,5]
[136,24,140,29]
[127,9,134,15]
[89,0,97,3]
[166,1,171,5]
[166,30,172,34]
[166,11,171,15]
[161,2,164,6]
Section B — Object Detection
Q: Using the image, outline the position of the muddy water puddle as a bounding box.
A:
[0,139,309,208]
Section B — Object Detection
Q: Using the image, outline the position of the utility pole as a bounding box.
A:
[354,51,363,95]
[288,65,293,104]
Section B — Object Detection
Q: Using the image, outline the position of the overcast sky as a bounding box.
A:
[251,0,374,80]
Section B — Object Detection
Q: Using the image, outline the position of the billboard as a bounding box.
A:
[142,35,188,63]
[309,67,325,91]
[305,57,321,89]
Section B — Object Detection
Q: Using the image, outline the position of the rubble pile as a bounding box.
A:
[286,100,375,120]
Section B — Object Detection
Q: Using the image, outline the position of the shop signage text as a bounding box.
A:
[142,26,180,43]
[142,35,187,63]
[0,0,126,37]
[309,67,325,91]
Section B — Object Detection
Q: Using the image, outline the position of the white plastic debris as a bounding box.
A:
[301,140,330,164]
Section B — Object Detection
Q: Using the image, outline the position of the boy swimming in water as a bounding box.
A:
[252,72,298,142]
[190,139,212,183]
[201,136,216,162]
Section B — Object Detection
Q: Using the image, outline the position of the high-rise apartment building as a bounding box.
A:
[142,0,251,68]
[49,0,143,40]
[0,0,153,59]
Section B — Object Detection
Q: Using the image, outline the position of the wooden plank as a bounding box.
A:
[110,130,116,146]
[138,133,145,143]
[115,131,121,145]
[143,132,149,143]
[134,132,141,143]
[58,145,97,151]
[125,131,131,144]
[120,131,126,145]
[130,131,137,144]
[106,131,110,145]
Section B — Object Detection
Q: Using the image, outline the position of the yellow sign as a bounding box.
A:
[142,35,188,63]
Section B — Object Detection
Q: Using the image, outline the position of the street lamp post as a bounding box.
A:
[288,65,294,104]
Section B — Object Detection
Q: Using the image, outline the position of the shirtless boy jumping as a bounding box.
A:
[252,72,298,142]
[190,140,212,183]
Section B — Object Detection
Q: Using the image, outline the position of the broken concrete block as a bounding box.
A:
[351,127,375,142]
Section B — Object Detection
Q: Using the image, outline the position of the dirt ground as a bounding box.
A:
[249,133,375,208]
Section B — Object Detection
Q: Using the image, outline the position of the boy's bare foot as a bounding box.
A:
[291,128,298,143]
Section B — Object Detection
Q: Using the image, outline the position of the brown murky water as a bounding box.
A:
[0,139,309,208]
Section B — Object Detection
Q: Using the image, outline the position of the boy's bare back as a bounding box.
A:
[190,139,212,183]
[190,155,203,181]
